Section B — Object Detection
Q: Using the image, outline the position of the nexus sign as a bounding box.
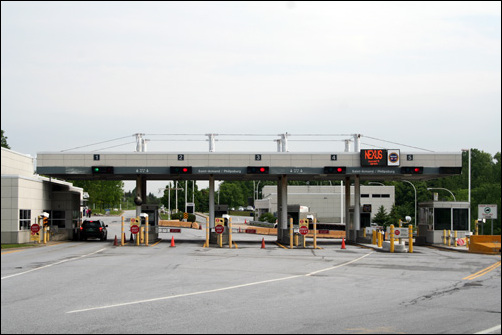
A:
[361,149,387,166]
[360,149,400,167]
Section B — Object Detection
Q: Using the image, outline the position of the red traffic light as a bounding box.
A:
[324,166,346,174]
[170,167,192,174]
[247,166,269,174]
[401,167,423,174]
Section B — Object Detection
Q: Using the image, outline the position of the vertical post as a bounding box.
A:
[354,175,361,241]
[289,218,293,249]
[443,229,447,245]
[121,216,125,246]
[390,224,395,253]
[313,217,317,249]
[145,214,149,246]
[408,224,413,253]
[205,217,209,247]
[345,177,350,242]
[372,230,377,245]
[136,217,140,246]
[209,175,215,230]
[228,217,233,248]
[378,231,382,248]
[448,230,451,246]
[454,230,457,247]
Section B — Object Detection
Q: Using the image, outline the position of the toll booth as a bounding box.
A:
[215,204,228,218]
[187,202,195,214]
[349,207,372,242]
[141,204,160,241]
[418,201,471,244]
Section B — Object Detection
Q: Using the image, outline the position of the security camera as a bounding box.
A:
[140,213,148,217]
[41,212,50,218]
[405,216,412,223]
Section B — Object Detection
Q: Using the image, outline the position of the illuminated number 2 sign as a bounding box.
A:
[360,149,388,167]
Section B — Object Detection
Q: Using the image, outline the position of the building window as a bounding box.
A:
[372,194,381,198]
[361,194,370,198]
[434,208,451,230]
[381,194,390,198]
[19,209,31,230]
[453,209,469,230]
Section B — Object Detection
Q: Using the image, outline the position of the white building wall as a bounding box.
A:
[260,185,395,223]
[1,147,83,243]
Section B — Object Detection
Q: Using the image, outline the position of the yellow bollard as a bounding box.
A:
[454,230,457,247]
[121,216,125,246]
[145,214,149,246]
[289,218,293,249]
[372,230,377,245]
[313,218,317,249]
[205,217,209,248]
[448,230,451,246]
[443,229,447,245]
[378,231,382,248]
[408,224,413,253]
[390,225,395,253]
[228,217,232,248]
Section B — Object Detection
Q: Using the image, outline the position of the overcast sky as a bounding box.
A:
[2,2,500,193]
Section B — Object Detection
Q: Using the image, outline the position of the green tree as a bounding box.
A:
[71,180,124,210]
[1,129,10,149]
[372,205,389,227]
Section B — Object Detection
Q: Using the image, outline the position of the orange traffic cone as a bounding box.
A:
[261,237,265,249]
[170,236,176,247]
[113,235,118,246]
[341,237,346,249]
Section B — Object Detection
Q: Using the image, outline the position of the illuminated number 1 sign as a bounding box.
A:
[360,149,388,167]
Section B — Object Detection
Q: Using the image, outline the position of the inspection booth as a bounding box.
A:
[418,201,470,244]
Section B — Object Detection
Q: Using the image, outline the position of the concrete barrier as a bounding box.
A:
[469,235,501,255]
[159,220,199,229]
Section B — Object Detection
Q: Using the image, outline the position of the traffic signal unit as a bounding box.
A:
[247,166,269,174]
[324,166,346,174]
[170,166,192,174]
[400,167,423,174]
[91,166,114,174]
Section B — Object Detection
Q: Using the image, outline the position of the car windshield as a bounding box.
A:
[83,221,101,228]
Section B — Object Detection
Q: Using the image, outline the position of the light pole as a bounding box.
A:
[462,148,471,229]
[403,180,417,226]
[427,187,456,201]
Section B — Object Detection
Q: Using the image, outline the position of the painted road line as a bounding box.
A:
[463,261,501,281]
[1,248,108,280]
[66,252,373,314]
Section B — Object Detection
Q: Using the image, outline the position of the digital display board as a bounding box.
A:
[360,149,388,167]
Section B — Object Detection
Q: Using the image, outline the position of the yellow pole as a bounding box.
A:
[145,214,149,246]
[378,231,382,248]
[219,232,222,248]
[408,224,413,253]
[454,230,457,247]
[289,218,293,249]
[443,229,447,245]
[390,224,395,253]
[313,218,317,249]
[205,217,209,248]
[121,216,125,246]
[136,217,140,246]
[447,230,451,246]
[372,230,376,245]
[228,217,232,248]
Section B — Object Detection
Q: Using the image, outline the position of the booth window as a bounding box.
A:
[19,209,31,230]
[453,209,468,230]
[434,208,451,230]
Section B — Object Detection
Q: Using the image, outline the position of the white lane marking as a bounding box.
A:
[475,325,501,334]
[67,252,373,314]
[1,248,107,280]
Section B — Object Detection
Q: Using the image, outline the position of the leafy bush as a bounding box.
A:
[259,212,277,223]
